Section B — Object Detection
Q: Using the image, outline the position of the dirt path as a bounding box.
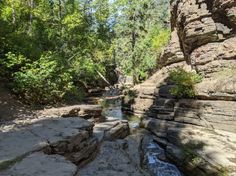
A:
[0,86,37,123]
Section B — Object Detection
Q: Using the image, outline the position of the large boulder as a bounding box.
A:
[94,120,130,142]
[0,118,96,173]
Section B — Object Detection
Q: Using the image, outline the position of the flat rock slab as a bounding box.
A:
[1,152,77,176]
[78,140,149,176]
[0,118,93,169]
[166,127,236,175]
[38,105,102,118]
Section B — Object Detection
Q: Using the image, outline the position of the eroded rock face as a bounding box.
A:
[0,117,99,176]
[129,0,236,123]
[172,0,235,55]
[159,29,185,66]
[124,0,236,175]
[142,118,236,176]
[78,141,148,176]
[166,127,236,176]
[93,120,130,142]
[195,71,236,100]
[167,0,236,106]
[0,118,93,166]
[191,37,236,76]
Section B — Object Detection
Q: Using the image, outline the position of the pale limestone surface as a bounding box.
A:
[0,118,93,169]
[1,152,77,176]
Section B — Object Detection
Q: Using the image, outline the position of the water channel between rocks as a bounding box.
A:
[101,94,182,176]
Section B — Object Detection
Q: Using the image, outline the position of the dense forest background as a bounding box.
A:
[0,0,170,104]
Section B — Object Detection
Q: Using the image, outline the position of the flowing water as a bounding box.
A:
[144,142,182,176]
[102,88,182,176]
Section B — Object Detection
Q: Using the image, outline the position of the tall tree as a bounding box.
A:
[112,0,170,83]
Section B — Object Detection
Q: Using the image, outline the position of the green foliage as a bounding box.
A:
[0,0,114,104]
[12,53,77,104]
[1,52,29,76]
[0,0,170,104]
[0,154,27,171]
[152,29,170,51]
[112,0,170,83]
[169,68,203,98]
[218,167,229,176]
[122,88,138,105]
[137,27,170,80]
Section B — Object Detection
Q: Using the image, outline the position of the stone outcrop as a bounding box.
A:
[93,120,130,142]
[166,128,236,176]
[191,37,236,76]
[0,118,93,166]
[37,105,104,121]
[0,117,130,176]
[78,140,149,176]
[1,152,78,176]
[159,29,185,66]
[0,118,96,173]
[195,66,236,101]
[123,0,236,175]
[78,129,182,176]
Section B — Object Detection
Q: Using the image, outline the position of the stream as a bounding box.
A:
[102,89,182,176]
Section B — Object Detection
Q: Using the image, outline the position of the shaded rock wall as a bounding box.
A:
[126,0,236,132]
[123,0,236,175]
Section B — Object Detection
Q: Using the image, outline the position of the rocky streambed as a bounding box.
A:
[86,93,183,176]
[0,91,182,176]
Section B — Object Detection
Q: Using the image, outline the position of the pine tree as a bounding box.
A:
[112,0,170,83]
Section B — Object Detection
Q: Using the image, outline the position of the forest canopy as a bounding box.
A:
[0,0,170,104]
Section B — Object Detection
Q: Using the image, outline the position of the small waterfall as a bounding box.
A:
[144,142,182,176]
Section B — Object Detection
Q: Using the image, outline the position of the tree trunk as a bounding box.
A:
[131,5,137,84]
[58,0,62,20]
[11,1,16,24]
[28,0,34,34]
[62,0,67,14]
[131,31,137,84]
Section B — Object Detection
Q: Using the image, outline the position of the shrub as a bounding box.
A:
[169,68,202,98]
[12,52,78,104]
[122,88,138,105]
[1,52,29,78]
[152,29,170,51]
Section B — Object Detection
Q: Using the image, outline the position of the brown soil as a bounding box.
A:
[0,85,38,123]
[0,85,85,124]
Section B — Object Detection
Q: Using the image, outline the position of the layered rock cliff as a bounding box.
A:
[124,0,236,175]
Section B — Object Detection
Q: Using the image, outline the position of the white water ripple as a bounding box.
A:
[145,142,182,176]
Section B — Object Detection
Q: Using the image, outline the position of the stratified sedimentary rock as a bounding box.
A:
[38,105,103,120]
[0,112,133,176]
[78,129,182,176]
[124,0,236,175]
